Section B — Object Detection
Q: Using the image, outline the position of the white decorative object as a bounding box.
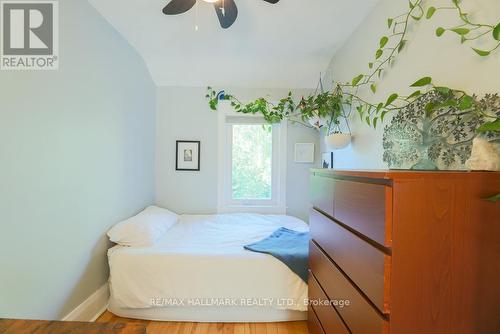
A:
[325,133,351,150]
[295,143,315,163]
[465,137,500,171]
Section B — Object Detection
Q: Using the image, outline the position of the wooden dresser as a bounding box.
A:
[308,169,500,334]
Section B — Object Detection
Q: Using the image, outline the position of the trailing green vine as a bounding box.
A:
[206,84,350,135]
[430,0,500,56]
[206,0,500,134]
[345,0,424,94]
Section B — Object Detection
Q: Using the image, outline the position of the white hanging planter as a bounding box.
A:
[325,133,351,150]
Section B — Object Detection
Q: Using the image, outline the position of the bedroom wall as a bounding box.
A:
[156,87,320,222]
[0,0,155,320]
[323,0,500,169]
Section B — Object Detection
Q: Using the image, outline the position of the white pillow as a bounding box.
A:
[107,206,178,247]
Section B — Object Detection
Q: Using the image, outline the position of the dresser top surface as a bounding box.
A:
[311,169,499,180]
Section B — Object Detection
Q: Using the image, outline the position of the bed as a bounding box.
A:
[107,213,309,322]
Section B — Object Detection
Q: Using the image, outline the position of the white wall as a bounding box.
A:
[156,87,320,222]
[324,0,500,169]
[0,0,155,319]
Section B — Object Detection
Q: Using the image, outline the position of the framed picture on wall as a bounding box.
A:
[176,141,200,171]
[294,143,315,163]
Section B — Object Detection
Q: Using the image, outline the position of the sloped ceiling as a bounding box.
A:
[89,0,379,88]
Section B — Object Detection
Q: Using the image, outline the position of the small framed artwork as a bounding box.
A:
[294,143,315,163]
[176,141,200,171]
[322,152,334,169]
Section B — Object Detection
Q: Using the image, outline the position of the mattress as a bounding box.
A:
[107,213,309,322]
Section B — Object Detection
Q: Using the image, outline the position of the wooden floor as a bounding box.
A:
[96,311,309,334]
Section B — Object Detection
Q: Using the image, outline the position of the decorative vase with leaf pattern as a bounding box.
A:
[383,90,500,170]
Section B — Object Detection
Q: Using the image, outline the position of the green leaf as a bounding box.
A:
[385,93,398,107]
[408,0,415,9]
[376,103,384,112]
[451,27,470,35]
[387,18,393,28]
[434,86,451,95]
[370,84,377,94]
[380,36,389,48]
[365,116,371,126]
[373,117,378,129]
[410,76,432,87]
[436,27,445,37]
[477,119,500,133]
[439,99,457,108]
[398,40,407,53]
[426,7,436,19]
[381,109,390,122]
[352,74,364,86]
[368,62,373,69]
[459,95,474,110]
[408,90,421,99]
[486,193,500,202]
[424,102,437,116]
[493,23,500,41]
[209,100,218,111]
[377,69,383,78]
[375,49,383,59]
[356,105,363,119]
[472,48,491,56]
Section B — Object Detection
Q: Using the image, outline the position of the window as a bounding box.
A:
[232,124,273,200]
[217,102,286,213]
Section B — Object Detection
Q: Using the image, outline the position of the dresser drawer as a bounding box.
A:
[311,174,335,216]
[310,209,389,314]
[332,179,389,246]
[310,241,388,334]
[309,271,350,334]
[308,307,326,334]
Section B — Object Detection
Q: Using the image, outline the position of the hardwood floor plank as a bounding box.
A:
[0,318,146,334]
[94,310,114,323]
[233,322,246,334]
[96,311,308,334]
[265,322,278,334]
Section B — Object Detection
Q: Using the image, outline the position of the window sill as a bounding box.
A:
[217,205,287,215]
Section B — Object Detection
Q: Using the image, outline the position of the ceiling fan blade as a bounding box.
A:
[262,0,280,3]
[162,0,196,15]
[214,0,238,29]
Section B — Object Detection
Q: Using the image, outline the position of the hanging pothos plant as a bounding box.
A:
[206,0,500,134]
[206,84,350,136]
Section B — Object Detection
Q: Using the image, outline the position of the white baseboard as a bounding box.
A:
[62,283,109,322]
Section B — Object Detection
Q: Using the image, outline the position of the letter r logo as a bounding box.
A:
[1,2,54,55]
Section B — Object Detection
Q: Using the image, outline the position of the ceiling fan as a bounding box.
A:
[162,0,280,29]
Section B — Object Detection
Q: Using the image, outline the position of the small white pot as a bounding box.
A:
[325,133,351,150]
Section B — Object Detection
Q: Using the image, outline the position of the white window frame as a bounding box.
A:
[217,101,287,214]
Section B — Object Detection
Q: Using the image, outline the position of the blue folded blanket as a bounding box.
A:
[244,227,309,283]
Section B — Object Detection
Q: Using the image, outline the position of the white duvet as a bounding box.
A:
[108,213,309,312]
